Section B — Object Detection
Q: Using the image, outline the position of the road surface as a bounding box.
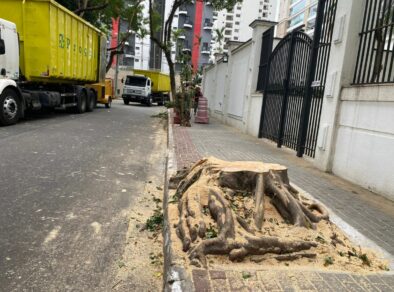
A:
[0,101,165,291]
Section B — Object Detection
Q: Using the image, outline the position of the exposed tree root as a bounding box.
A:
[172,157,329,268]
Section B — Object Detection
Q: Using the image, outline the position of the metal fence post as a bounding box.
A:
[296,0,326,157]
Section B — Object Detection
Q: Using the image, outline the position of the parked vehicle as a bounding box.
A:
[122,70,170,106]
[0,0,111,126]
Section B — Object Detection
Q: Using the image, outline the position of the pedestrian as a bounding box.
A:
[194,86,202,115]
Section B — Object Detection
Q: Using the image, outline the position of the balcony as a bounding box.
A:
[203,21,213,30]
[182,45,192,53]
[178,34,186,40]
[201,46,211,54]
[182,48,191,53]
[183,20,193,29]
[178,7,188,15]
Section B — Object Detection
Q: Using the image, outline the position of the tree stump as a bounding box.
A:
[170,157,329,268]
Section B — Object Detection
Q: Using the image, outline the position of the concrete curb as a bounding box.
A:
[163,109,194,292]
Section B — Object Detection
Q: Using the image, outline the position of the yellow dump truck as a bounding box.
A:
[122,70,170,106]
[0,0,113,125]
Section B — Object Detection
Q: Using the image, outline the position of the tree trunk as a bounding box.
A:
[165,51,177,100]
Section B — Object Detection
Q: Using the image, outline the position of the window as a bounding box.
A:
[309,4,317,19]
[288,13,305,28]
[236,14,241,17]
[226,15,233,21]
[234,36,238,40]
[235,21,240,25]
[290,0,306,17]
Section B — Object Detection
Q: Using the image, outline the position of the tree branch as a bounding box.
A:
[74,1,109,15]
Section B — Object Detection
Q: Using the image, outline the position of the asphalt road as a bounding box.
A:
[0,101,165,291]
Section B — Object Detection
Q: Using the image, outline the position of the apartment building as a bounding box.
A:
[276,0,318,38]
[161,0,215,72]
[211,0,278,55]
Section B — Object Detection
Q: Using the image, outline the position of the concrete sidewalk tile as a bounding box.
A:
[256,271,283,291]
[351,275,381,292]
[275,271,298,291]
[290,272,316,290]
[380,274,394,287]
[226,271,256,291]
[317,273,347,290]
[192,269,212,292]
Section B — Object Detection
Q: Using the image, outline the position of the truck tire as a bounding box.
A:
[76,89,87,114]
[105,97,112,108]
[0,88,21,126]
[146,95,153,107]
[86,89,96,112]
[124,99,129,105]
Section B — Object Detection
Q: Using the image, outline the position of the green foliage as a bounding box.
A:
[315,235,326,244]
[242,271,252,280]
[324,256,334,266]
[146,209,164,232]
[206,223,218,239]
[359,253,371,266]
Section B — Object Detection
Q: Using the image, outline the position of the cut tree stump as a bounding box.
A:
[170,157,329,267]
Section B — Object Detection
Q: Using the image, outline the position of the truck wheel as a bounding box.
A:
[76,89,87,114]
[124,99,129,105]
[105,97,112,108]
[158,99,164,106]
[0,88,21,126]
[147,96,153,107]
[86,89,96,112]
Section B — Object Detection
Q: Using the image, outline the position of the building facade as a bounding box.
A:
[276,0,318,38]
[170,1,215,71]
[211,0,278,55]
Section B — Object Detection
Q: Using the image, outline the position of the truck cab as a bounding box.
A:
[122,75,153,106]
[0,19,19,81]
[0,19,23,125]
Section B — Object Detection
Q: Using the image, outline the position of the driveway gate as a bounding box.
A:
[258,0,338,158]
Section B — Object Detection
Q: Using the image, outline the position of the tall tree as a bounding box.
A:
[148,0,242,99]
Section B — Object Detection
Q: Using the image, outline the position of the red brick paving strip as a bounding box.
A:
[172,124,202,170]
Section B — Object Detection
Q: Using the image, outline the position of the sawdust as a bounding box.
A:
[112,120,166,291]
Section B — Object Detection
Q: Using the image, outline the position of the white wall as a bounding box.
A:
[227,45,251,117]
[202,21,274,135]
[332,85,394,200]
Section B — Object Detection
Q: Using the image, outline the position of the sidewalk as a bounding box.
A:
[171,117,394,291]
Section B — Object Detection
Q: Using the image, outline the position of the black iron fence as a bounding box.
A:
[353,0,394,84]
[258,0,338,158]
[256,27,274,91]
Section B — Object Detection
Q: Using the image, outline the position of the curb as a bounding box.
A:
[163,109,194,292]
